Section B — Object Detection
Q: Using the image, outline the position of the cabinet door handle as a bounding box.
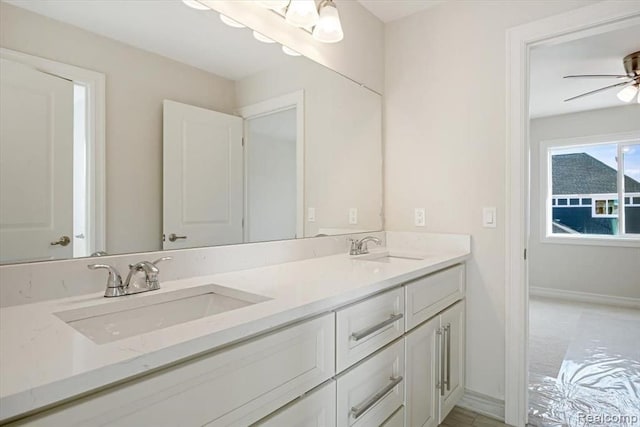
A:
[446,323,451,391]
[350,376,403,419]
[439,327,445,396]
[351,313,403,341]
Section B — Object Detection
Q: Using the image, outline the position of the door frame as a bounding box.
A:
[504,4,640,426]
[237,90,305,241]
[0,48,106,256]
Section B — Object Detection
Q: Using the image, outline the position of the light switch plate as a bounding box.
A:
[414,208,426,227]
[307,207,316,222]
[349,208,358,225]
[483,207,497,228]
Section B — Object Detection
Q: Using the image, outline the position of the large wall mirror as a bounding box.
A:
[0,0,383,264]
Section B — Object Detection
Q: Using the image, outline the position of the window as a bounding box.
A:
[540,133,640,244]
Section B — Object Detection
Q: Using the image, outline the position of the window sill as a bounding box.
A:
[541,234,640,248]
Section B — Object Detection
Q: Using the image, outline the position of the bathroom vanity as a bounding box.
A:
[0,233,469,426]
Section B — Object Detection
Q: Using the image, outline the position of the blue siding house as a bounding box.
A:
[551,153,640,235]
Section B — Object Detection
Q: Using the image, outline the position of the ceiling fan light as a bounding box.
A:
[182,0,209,10]
[285,0,319,28]
[219,14,246,28]
[312,0,343,43]
[617,84,638,103]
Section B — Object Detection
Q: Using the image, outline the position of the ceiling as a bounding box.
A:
[357,0,445,23]
[530,25,640,118]
[3,0,289,81]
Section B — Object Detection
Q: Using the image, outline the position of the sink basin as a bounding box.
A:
[354,252,425,263]
[55,285,270,344]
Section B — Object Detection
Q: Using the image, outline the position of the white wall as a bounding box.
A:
[384,0,596,402]
[236,59,383,237]
[0,2,237,255]
[529,105,640,299]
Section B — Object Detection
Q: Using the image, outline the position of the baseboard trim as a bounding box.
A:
[530,286,640,309]
[457,389,505,422]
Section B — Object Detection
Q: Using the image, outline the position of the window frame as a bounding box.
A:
[539,131,640,248]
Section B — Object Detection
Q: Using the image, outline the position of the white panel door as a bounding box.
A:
[163,100,243,249]
[0,58,74,263]
[405,316,439,427]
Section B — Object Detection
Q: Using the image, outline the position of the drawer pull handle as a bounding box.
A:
[351,313,403,341]
[350,376,403,419]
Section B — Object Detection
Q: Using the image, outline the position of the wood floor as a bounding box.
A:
[440,406,510,427]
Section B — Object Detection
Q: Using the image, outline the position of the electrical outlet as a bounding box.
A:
[307,207,316,222]
[349,208,358,225]
[414,208,426,227]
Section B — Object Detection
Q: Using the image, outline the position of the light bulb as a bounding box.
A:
[253,31,276,43]
[617,84,638,103]
[312,0,343,43]
[258,0,290,10]
[285,0,319,28]
[282,45,301,56]
[219,14,246,28]
[182,0,209,10]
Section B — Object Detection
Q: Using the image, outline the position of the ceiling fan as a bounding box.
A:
[563,50,640,103]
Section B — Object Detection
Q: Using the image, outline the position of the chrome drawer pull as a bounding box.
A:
[438,327,445,396]
[350,313,403,341]
[445,323,451,391]
[350,376,403,419]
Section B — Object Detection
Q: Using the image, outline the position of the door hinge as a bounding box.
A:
[524,248,527,260]
[242,218,245,228]
[241,137,245,147]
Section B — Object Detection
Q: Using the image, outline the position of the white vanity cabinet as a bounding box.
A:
[405,300,465,427]
[5,261,468,427]
[8,314,335,427]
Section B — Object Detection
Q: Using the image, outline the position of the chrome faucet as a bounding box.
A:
[88,257,171,297]
[349,236,382,255]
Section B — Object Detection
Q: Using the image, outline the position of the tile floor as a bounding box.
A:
[440,406,510,426]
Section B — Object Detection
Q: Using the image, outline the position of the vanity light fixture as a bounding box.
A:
[312,0,343,43]
[616,84,639,103]
[282,45,302,56]
[258,0,290,10]
[285,0,319,28]
[219,14,246,28]
[253,31,276,43]
[182,0,209,10]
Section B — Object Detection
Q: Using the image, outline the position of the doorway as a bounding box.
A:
[238,90,305,243]
[505,4,640,426]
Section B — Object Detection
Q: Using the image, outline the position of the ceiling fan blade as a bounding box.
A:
[563,74,630,79]
[564,80,634,102]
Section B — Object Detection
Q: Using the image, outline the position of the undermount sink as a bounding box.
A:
[354,252,425,263]
[55,285,270,344]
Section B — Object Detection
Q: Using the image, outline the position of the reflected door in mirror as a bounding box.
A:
[0,58,73,263]
[162,100,243,250]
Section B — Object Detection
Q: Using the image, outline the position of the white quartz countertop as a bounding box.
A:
[0,247,469,421]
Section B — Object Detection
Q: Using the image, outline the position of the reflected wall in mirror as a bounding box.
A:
[0,0,382,264]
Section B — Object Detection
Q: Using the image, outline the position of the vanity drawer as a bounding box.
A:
[405,264,465,331]
[253,380,336,427]
[336,287,404,372]
[10,314,335,427]
[381,407,404,427]
[336,339,405,427]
